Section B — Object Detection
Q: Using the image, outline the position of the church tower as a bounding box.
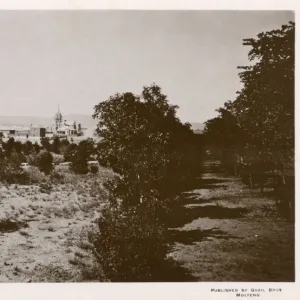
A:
[54,105,63,131]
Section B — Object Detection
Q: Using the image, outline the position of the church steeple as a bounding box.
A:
[55,105,63,131]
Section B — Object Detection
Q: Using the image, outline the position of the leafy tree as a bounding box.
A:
[33,142,41,153]
[0,150,28,184]
[77,138,95,160]
[93,84,200,207]
[64,143,78,162]
[2,137,15,156]
[204,22,294,171]
[90,164,99,174]
[71,150,89,174]
[91,84,203,281]
[36,150,53,175]
[40,137,51,151]
[23,140,33,155]
[235,21,294,158]
[52,136,61,154]
[58,139,70,156]
[14,141,23,154]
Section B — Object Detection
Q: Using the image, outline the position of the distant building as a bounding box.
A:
[29,126,46,137]
[0,126,16,137]
[0,125,45,138]
[51,106,84,137]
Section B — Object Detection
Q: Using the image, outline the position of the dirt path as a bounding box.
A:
[168,160,294,282]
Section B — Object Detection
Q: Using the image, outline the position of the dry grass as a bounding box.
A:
[0,165,114,282]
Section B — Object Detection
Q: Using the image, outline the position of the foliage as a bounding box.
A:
[91,205,169,282]
[70,139,95,174]
[36,150,54,175]
[33,142,41,153]
[23,140,33,155]
[64,143,78,162]
[40,137,52,151]
[93,84,202,207]
[90,164,99,174]
[71,151,89,174]
[2,137,15,156]
[204,22,294,168]
[52,136,61,154]
[0,150,29,184]
[58,139,70,156]
[92,83,203,281]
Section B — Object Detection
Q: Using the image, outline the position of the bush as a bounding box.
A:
[90,165,99,174]
[50,171,65,184]
[71,152,89,174]
[36,150,53,175]
[26,166,47,183]
[91,205,169,282]
[0,152,29,184]
[51,153,64,165]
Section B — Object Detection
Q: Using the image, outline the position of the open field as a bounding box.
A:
[0,166,114,282]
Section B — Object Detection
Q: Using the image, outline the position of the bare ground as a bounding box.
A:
[167,160,294,282]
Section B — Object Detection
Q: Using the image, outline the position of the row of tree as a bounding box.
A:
[203,22,294,174]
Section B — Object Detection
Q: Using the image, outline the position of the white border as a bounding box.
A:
[0,0,296,10]
[0,1,298,300]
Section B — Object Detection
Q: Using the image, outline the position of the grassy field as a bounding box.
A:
[0,166,114,282]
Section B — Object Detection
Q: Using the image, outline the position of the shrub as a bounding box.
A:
[49,171,65,184]
[0,151,29,184]
[26,166,47,183]
[90,165,99,174]
[36,150,54,175]
[51,153,64,165]
[91,205,169,282]
[71,151,89,174]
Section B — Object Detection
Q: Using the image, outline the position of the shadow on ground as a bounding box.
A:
[147,259,198,282]
[167,203,248,228]
[0,219,28,233]
[184,177,228,191]
[169,227,241,245]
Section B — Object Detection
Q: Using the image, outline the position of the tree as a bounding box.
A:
[0,150,28,184]
[52,136,61,154]
[64,142,78,162]
[58,139,70,156]
[93,84,199,207]
[204,22,294,171]
[36,150,53,175]
[33,142,41,153]
[71,150,89,174]
[2,137,15,156]
[235,22,294,158]
[40,137,51,151]
[23,140,33,155]
[91,84,203,281]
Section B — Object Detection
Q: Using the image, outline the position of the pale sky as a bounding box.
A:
[0,10,294,123]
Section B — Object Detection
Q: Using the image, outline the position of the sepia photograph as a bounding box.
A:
[0,8,295,288]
